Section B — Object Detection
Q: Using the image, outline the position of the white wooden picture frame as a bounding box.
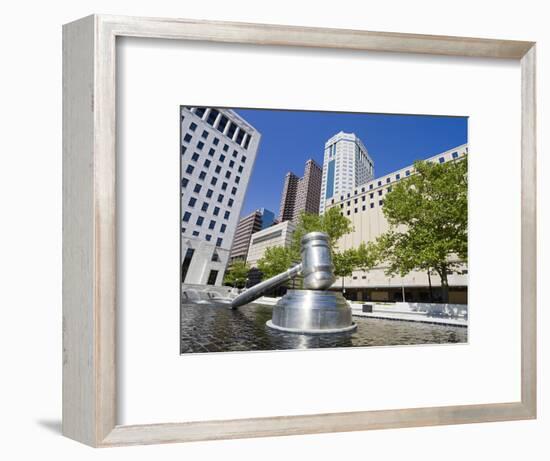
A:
[62,14,536,447]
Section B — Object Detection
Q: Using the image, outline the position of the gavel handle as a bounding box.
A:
[230,263,302,309]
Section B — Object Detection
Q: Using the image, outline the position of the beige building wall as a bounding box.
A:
[246,221,296,267]
[326,144,468,291]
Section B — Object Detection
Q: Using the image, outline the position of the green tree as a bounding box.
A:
[333,248,358,292]
[354,241,379,273]
[290,207,355,264]
[373,156,468,302]
[257,246,295,281]
[291,207,354,254]
[223,259,250,288]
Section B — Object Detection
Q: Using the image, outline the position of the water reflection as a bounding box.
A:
[180,302,467,354]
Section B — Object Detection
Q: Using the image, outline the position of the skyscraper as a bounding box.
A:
[229,208,275,263]
[180,106,261,286]
[278,172,299,222]
[278,159,322,223]
[293,159,322,222]
[319,131,374,214]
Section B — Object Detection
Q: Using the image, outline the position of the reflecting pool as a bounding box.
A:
[180,302,467,354]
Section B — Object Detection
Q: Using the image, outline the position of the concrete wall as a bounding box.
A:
[339,264,468,290]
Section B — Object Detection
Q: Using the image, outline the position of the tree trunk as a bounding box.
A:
[427,269,433,302]
[438,267,450,303]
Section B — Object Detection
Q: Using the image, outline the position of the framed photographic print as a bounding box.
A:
[62,15,536,447]
[178,107,469,353]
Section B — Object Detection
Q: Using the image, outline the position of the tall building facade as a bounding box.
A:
[229,208,275,263]
[278,172,299,222]
[325,144,468,303]
[180,106,261,286]
[319,131,374,214]
[292,159,323,222]
[278,159,322,223]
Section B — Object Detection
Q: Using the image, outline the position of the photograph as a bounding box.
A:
[180,107,468,354]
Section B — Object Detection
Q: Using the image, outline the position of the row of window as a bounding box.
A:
[182,207,231,224]
[340,200,384,215]
[185,194,235,211]
[181,226,224,247]
[332,152,464,213]
[183,150,245,176]
[331,171,405,203]
[181,178,238,208]
[182,172,240,195]
[439,151,459,163]
[185,108,252,150]
[182,132,248,165]
[329,151,463,204]
[333,186,392,207]
[338,187,392,208]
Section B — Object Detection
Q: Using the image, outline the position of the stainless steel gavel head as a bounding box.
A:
[300,232,336,290]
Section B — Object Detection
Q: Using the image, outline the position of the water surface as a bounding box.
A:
[180,302,467,354]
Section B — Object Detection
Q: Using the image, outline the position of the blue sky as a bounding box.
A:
[235,109,468,217]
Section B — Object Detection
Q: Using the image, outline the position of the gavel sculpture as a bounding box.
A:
[231,232,356,334]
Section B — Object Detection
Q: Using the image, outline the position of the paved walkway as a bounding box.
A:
[351,310,468,327]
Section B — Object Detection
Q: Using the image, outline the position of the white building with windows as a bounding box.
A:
[319,131,374,214]
[180,107,261,286]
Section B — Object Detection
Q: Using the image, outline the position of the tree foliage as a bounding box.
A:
[290,207,354,259]
[354,241,379,273]
[257,246,295,280]
[223,259,250,288]
[332,249,357,278]
[332,243,379,291]
[372,156,468,301]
